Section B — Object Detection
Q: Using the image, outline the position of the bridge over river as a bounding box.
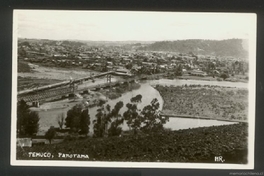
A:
[17,71,135,104]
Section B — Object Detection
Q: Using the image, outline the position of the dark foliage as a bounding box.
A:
[107,101,124,137]
[141,98,169,133]
[220,73,229,80]
[65,104,90,134]
[79,109,90,135]
[45,126,56,144]
[93,101,124,137]
[130,94,142,103]
[123,103,142,135]
[17,100,39,136]
[17,123,248,163]
[93,104,111,138]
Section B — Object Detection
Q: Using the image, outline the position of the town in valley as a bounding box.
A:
[16,38,249,163]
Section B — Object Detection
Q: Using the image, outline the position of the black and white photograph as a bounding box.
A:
[11,10,256,169]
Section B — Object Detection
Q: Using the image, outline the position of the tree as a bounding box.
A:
[123,103,142,135]
[125,62,133,69]
[174,64,183,76]
[108,101,124,137]
[93,104,111,138]
[17,99,30,135]
[206,62,216,73]
[65,104,90,134]
[65,104,83,132]
[220,73,229,80]
[17,100,39,136]
[25,111,40,136]
[45,126,56,144]
[93,101,124,137]
[79,109,90,135]
[130,94,142,103]
[18,48,27,57]
[57,113,65,129]
[140,98,169,133]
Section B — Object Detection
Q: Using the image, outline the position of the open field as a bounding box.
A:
[18,76,61,91]
[18,63,99,81]
[156,84,248,121]
[18,61,32,73]
[17,123,247,163]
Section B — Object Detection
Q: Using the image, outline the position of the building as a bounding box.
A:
[189,69,208,77]
[114,68,133,76]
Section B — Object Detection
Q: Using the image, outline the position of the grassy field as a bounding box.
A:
[156,84,248,121]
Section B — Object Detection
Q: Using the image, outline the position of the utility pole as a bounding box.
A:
[36,86,39,107]
[106,74,111,83]
[106,74,112,100]
[70,78,77,100]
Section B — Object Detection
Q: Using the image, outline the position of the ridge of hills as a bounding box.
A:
[18,38,248,58]
[138,39,248,58]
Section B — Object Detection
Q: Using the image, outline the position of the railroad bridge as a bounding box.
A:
[17,71,134,105]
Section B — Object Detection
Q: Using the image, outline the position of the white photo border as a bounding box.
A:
[11,10,257,169]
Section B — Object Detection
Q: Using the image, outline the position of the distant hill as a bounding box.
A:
[81,40,154,47]
[18,38,153,47]
[138,39,248,58]
[18,38,248,58]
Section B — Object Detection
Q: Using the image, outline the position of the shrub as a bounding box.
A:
[45,126,56,144]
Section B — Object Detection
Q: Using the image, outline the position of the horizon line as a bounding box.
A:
[18,37,248,42]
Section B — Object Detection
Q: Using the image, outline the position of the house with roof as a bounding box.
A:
[189,69,208,77]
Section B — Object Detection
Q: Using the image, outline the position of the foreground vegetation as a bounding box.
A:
[17,123,247,163]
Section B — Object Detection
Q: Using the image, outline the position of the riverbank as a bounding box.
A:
[177,75,248,83]
[17,123,247,163]
[138,72,248,84]
[161,114,247,123]
[99,81,141,100]
[155,84,248,121]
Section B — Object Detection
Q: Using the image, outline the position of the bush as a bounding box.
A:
[220,73,229,80]
[45,126,56,144]
[217,77,223,81]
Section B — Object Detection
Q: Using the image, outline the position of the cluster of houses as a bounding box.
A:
[18,39,248,78]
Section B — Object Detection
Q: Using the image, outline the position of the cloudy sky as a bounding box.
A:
[14,10,256,41]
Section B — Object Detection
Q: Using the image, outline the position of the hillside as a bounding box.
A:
[17,123,247,163]
[138,39,248,58]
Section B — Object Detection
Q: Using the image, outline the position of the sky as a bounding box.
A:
[14,10,256,41]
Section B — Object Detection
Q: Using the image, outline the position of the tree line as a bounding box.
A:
[17,95,169,143]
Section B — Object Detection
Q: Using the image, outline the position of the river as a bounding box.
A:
[36,79,247,135]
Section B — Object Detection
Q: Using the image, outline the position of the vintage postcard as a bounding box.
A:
[11,10,256,169]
